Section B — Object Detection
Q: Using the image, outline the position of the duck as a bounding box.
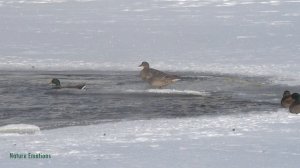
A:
[139,61,180,88]
[50,78,86,90]
[289,93,300,114]
[281,90,294,108]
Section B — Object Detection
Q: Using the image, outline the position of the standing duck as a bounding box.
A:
[50,78,86,90]
[139,61,180,88]
[281,90,294,108]
[289,93,300,114]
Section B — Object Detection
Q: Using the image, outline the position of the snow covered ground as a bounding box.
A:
[0,0,299,84]
[1,109,300,168]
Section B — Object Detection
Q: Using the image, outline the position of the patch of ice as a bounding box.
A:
[75,0,95,2]
[217,0,238,7]
[125,89,210,96]
[22,0,67,4]
[236,36,257,39]
[270,21,293,26]
[240,1,256,5]
[260,1,281,5]
[283,13,300,17]
[215,15,234,19]
[259,10,279,13]
[0,124,40,135]
[285,0,300,3]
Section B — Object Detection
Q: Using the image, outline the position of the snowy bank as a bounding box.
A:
[1,109,300,168]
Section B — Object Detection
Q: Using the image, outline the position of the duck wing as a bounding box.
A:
[281,95,294,108]
[63,83,86,90]
[149,68,180,81]
[290,103,300,114]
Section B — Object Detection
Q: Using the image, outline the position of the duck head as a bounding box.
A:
[50,78,61,87]
[283,90,291,97]
[139,61,150,69]
[291,93,300,102]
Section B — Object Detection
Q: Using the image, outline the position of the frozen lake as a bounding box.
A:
[0,0,299,79]
[0,0,300,167]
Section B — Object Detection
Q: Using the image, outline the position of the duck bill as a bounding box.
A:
[138,64,143,67]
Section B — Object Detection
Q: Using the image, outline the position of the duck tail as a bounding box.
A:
[171,74,181,81]
[80,83,87,90]
[172,78,181,82]
[81,85,87,90]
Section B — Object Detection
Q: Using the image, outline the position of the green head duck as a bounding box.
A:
[50,78,86,90]
[50,78,61,88]
[291,93,300,102]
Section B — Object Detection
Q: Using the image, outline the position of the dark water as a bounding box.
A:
[0,71,294,130]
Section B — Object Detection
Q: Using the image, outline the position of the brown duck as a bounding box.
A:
[139,61,180,88]
[281,90,294,108]
[289,93,300,114]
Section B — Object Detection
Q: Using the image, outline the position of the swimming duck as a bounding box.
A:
[281,90,294,108]
[289,93,300,114]
[50,78,86,90]
[139,61,180,88]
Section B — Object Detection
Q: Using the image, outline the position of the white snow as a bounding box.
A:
[0,0,299,85]
[0,124,40,135]
[1,109,300,167]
